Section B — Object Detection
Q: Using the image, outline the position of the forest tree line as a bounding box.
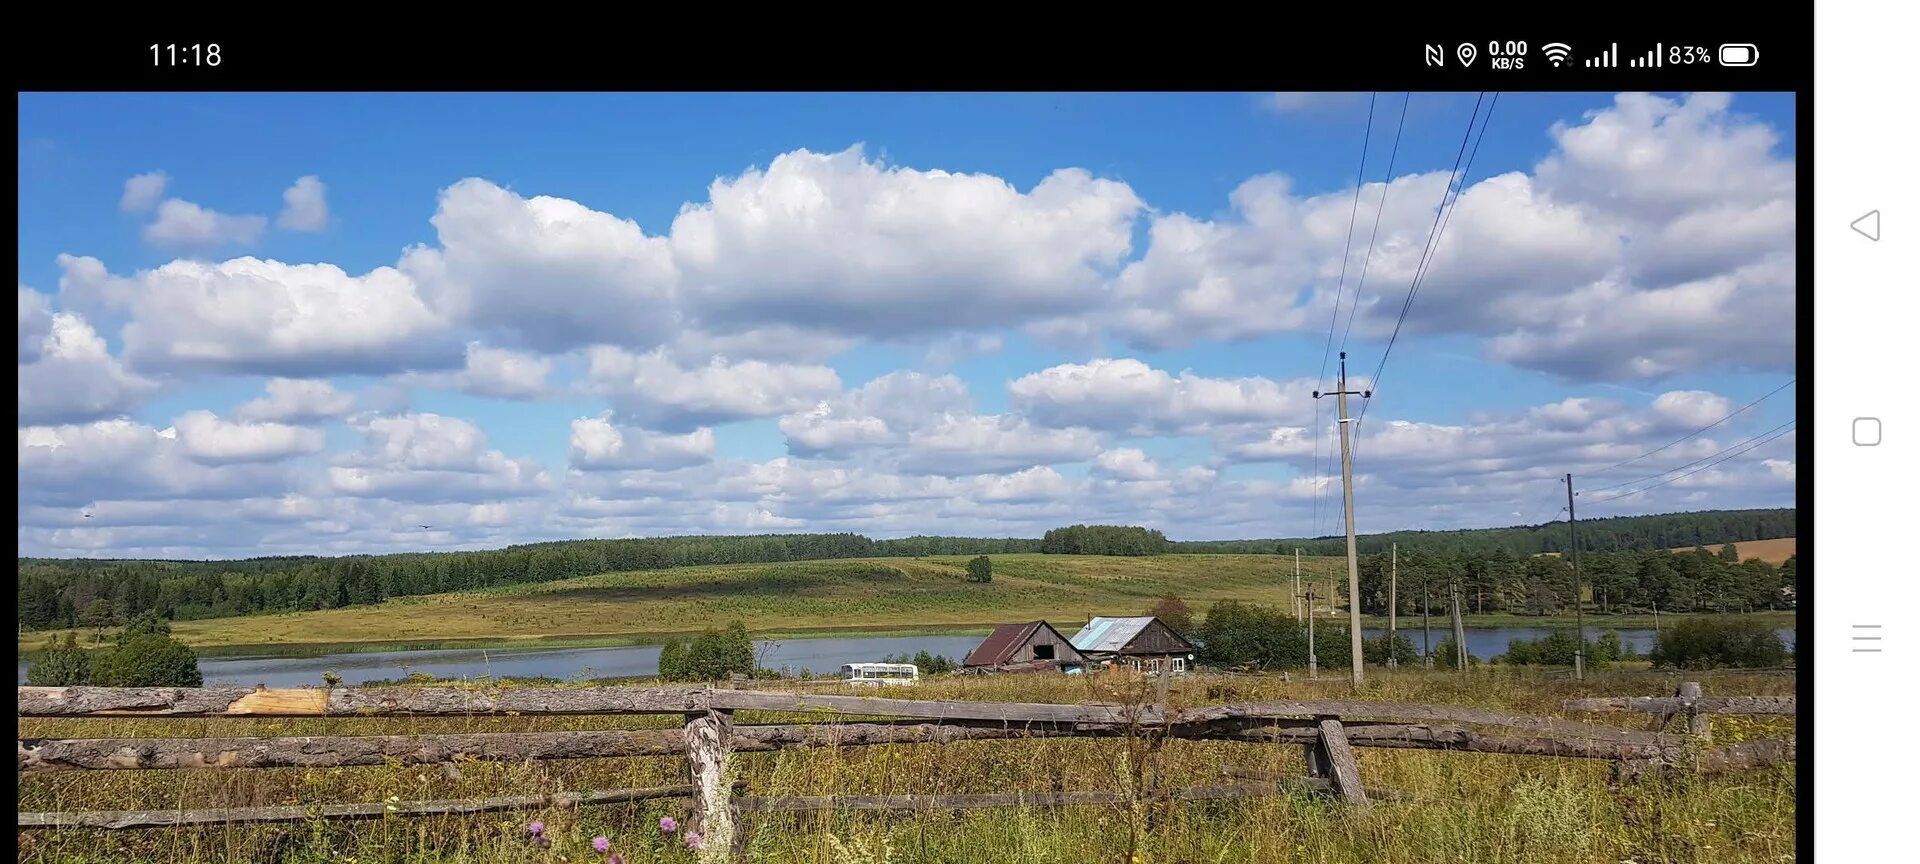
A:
[1333,543,1799,617]
[17,509,1792,631]
[1176,508,1794,556]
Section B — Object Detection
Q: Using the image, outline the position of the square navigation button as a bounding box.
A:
[1854,417,1882,446]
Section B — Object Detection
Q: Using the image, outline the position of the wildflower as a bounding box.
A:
[684,831,704,850]
[528,821,545,837]
[593,836,611,853]
[659,816,679,833]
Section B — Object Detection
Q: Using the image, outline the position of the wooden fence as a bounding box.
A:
[16,682,1794,863]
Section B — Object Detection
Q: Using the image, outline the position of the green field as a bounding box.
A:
[15,667,1796,863]
[17,553,1796,657]
[85,554,1313,652]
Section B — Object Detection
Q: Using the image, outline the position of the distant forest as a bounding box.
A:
[17,508,1792,631]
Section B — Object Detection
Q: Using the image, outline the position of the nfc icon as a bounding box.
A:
[1425,44,1444,66]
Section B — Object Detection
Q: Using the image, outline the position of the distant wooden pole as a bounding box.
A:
[1421,577,1432,665]
[1566,473,1586,680]
[1387,542,1398,667]
[1294,548,1302,620]
[1450,578,1469,672]
[1306,584,1318,679]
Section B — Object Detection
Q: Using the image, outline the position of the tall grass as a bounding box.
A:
[17,668,1795,863]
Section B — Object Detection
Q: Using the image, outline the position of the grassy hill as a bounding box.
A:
[87,554,1328,652]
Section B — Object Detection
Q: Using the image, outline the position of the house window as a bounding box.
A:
[1144,657,1161,673]
[1034,644,1055,660]
[1170,657,1186,673]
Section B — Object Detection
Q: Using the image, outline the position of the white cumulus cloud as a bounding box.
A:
[276,175,330,231]
[119,171,169,213]
[144,198,269,250]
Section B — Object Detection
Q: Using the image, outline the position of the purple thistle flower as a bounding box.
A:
[659,816,679,833]
[684,831,704,850]
[527,821,545,837]
[592,836,611,853]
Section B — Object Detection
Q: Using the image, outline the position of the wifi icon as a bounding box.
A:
[1542,43,1573,67]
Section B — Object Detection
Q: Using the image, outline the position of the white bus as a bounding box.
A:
[840,662,919,687]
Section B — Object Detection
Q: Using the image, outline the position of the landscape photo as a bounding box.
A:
[18,91,1797,863]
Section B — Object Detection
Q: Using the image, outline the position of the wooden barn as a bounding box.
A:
[1070,616,1196,674]
[963,621,1088,673]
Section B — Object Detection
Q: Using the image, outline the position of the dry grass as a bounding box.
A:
[1667,538,1796,565]
[16,668,1797,863]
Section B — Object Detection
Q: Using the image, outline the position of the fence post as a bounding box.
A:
[1302,733,1328,779]
[1680,681,1710,742]
[684,703,737,863]
[1314,717,1370,808]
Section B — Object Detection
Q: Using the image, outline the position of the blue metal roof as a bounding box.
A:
[1070,616,1155,653]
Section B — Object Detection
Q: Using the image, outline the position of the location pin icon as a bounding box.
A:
[1457,43,1478,66]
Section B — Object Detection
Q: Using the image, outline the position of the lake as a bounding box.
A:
[15,626,1796,688]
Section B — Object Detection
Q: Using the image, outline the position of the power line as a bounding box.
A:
[1339,92,1412,354]
[1587,379,1796,477]
[1588,421,1797,503]
[1354,92,1497,448]
[1583,417,1799,495]
[1311,93,1378,541]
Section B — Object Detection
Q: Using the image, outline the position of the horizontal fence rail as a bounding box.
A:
[1559,695,1797,716]
[17,681,1796,860]
[19,686,1685,742]
[19,720,1688,774]
[20,784,712,830]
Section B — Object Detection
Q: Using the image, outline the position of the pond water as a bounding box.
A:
[17,626,1795,688]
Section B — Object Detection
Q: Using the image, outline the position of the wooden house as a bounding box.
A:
[963,621,1088,673]
[1069,616,1196,674]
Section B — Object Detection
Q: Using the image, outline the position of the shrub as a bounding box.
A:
[681,621,756,681]
[1196,601,1305,669]
[912,650,955,675]
[25,633,92,686]
[1434,635,1479,669]
[90,633,202,687]
[966,555,993,583]
[1362,632,1419,666]
[657,639,690,681]
[1649,617,1788,669]
[1499,630,1625,668]
[1147,594,1193,634]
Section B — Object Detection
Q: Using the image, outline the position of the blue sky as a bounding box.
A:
[17,91,1798,558]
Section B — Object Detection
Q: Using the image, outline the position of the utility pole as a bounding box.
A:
[1566,473,1586,681]
[1450,576,1469,672]
[1313,352,1370,689]
[1421,577,1432,667]
[1306,583,1317,679]
[1387,542,1398,668]
[1294,548,1302,620]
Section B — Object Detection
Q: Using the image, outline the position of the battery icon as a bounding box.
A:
[1719,44,1758,66]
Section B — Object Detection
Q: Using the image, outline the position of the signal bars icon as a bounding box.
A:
[1541,43,1572,67]
[1628,44,1665,67]
[1584,43,1619,67]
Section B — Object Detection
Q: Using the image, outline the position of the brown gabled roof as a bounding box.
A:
[964,622,1043,667]
[963,620,1089,667]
